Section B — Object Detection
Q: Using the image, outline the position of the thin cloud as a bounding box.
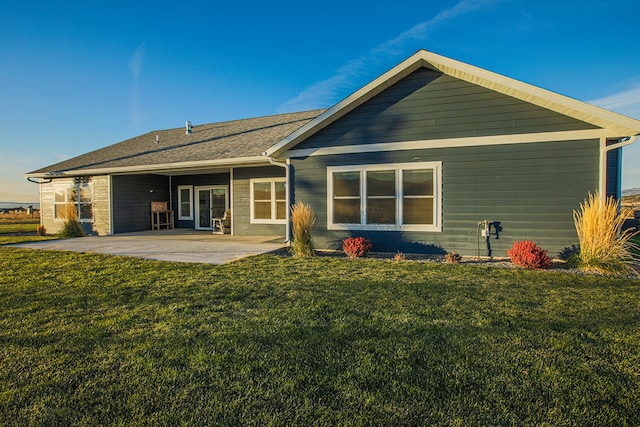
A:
[54,152,72,161]
[129,43,145,129]
[277,0,497,113]
[130,44,144,78]
[589,82,640,120]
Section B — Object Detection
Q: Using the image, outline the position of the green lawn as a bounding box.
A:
[1,245,639,425]
[0,223,38,234]
[0,212,41,238]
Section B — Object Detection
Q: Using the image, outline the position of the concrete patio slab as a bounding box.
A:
[8,230,287,264]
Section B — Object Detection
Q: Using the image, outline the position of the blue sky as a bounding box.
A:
[1,0,640,202]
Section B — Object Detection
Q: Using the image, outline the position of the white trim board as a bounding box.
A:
[249,177,287,224]
[285,129,609,158]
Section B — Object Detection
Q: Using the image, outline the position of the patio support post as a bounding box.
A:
[269,157,291,244]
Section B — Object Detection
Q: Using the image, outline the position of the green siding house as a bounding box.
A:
[26,50,640,257]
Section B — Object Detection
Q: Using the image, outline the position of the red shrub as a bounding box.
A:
[445,251,462,264]
[343,237,372,258]
[507,240,552,269]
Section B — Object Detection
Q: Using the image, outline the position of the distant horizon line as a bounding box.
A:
[0,201,40,205]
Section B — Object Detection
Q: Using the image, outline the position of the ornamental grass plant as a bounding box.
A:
[290,201,315,258]
[572,191,639,276]
[58,203,85,238]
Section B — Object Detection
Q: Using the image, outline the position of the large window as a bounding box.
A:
[54,181,93,222]
[177,185,193,220]
[250,178,286,223]
[328,162,441,231]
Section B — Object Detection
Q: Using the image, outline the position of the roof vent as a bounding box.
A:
[155,135,160,144]
[186,120,192,134]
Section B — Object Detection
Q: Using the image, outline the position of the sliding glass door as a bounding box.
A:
[195,186,228,230]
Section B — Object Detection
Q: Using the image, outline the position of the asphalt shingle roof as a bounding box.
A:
[29,109,326,175]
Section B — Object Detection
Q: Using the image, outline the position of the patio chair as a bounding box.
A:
[150,201,174,230]
[212,209,231,234]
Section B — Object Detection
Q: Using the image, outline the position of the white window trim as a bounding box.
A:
[327,161,442,232]
[177,185,193,220]
[53,182,94,223]
[250,178,287,224]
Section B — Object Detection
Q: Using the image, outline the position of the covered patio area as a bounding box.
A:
[10,229,286,264]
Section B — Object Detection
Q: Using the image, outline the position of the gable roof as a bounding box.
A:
[265,49,640,158]
[27,110,325,177]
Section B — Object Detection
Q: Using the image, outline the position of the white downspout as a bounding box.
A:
[599,135,638,198]
[268,157,291,244]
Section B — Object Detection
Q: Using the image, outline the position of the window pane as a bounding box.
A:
[367,170,395,197]
[179,188,191,218]
[254,201,271,219]
[211,191,226,218]
[67,188,78,203]
[78,185,92,203]
[254,182,271,201]
[403,198,434,224]
[55,204,66,219]
[79,203,93,220]
[403,169,433,196]
[275,181,286,201]
[334,199,360,224]
[333,172,360,197]
[180,202,191,217]
[276,201,286,220]
[54,188,66,203]
[367,198,396,224]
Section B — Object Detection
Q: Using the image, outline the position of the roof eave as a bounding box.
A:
[24,156,271,178]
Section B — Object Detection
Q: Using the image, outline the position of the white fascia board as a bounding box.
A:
[285,129,610,158]
[24,156,270,178]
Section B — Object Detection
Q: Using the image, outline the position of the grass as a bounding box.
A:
[0,211,40,224]
[0,212,55,244]
[0,212,39,234]
[0,211,38,231]
[0,223,38,233]
[1,246,639,425]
